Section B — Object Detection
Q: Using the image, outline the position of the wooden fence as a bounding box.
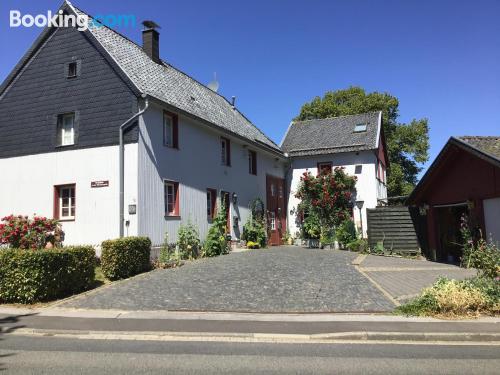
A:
[366,206,423,254]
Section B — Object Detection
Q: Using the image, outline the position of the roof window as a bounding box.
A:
[354,123,367,132]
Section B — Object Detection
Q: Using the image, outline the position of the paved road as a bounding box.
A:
[1,335,499,374]
[62,247,395,312]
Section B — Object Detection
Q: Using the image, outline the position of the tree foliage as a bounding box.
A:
[296,86,429,196]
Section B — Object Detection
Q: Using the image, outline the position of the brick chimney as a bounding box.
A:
[142,21,160,63]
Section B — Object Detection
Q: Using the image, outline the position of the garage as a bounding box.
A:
[409,136,500,262]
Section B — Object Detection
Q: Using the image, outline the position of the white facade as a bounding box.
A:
[0,144,138,245]
[286,151,387,238]
[137,103,286,245]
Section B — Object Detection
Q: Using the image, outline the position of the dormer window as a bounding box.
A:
[354,123,367,132]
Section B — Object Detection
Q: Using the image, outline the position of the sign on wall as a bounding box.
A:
[91,180,109,188]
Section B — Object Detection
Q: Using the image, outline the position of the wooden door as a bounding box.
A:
[266,175,286,245]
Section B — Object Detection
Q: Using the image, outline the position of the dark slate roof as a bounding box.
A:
[69,4,280,153]
[457,136,500,162]
[280,112,382,156]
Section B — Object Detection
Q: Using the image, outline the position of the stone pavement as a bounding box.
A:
[61,247,395,313]
[357,254,477,302]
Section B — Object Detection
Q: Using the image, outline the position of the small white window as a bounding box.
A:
[164,114,174,147]
[59,185,75,219]
[269,211,276,230]
[58,113,75,146]
[354,123,367,132]
[207,190,214,218]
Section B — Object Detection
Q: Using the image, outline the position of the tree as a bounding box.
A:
[296,86,429,196]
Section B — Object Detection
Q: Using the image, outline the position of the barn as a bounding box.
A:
[408,136,500,263]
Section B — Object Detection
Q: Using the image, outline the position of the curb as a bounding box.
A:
[6,328,500,344]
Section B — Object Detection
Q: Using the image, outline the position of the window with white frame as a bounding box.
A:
[354,123,367,132]
[57,113,75,146]
[269,211,276,230]
[58,185,75,219]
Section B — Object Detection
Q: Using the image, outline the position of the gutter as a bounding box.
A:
[119,95,149,237]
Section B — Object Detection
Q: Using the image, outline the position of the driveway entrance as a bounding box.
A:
[62,247,394,312]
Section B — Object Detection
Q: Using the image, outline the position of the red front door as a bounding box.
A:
[266,175,286,245]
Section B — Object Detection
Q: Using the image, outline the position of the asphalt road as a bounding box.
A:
[1,335,499,374]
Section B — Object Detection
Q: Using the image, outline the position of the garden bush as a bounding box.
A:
[242,218,267,248]
[396,277,500,317]
[0,246,96,304]
[203,202,230,257]
[336,219,357,249]
[177,223,201,259]
[100,237,151,280]
[0,214,62,249]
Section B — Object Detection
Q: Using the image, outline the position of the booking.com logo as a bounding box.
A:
[9,10,136,31]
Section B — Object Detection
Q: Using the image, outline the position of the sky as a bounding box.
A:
[1,0,499,177]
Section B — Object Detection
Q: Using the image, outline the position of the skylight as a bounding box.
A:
[354,123,367,132]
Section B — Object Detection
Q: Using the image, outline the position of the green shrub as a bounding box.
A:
[336,219,357,248]
[461,238,499,278]
[242,218,267,248]
[177,223,201,259]
[347,238,368,252]
[101,237,151,280]
[0,246,96,304]
[203,202,230,257]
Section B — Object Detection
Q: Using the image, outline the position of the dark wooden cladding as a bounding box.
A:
[367,206,421,253]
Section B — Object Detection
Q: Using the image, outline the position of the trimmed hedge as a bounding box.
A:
[101,237,151,280]
[0,246,96,304]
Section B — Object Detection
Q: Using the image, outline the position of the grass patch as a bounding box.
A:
[396,277,500,318]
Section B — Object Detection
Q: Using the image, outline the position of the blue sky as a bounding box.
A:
[1,0,499,176]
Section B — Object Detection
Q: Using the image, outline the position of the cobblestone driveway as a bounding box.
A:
[62,247,395,312]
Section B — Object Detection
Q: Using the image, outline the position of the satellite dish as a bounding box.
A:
[207,72,219,92]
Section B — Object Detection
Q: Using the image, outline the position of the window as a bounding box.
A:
[269,211,276,230]
[248,150,257,175]
[163,111,178,148]
[54,184,75,220]
[317,162,332,175]
[164,181,179,216]
[355,165,363,174]
[221,137,231,166]
[206,188,217,220]
[270,183,276,197]
[67,62,77,78]
[57,113,75,146]
[354,123,367,132]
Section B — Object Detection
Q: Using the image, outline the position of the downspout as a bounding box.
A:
[119,95,149,237]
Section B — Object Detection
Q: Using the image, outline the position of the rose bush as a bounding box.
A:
[0,215,61,250]
[295,167,357,240]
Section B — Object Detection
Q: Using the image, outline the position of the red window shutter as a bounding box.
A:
[53,186,60,219]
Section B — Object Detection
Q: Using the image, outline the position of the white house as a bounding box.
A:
[0,2,386,247]
[281,112,388,238]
